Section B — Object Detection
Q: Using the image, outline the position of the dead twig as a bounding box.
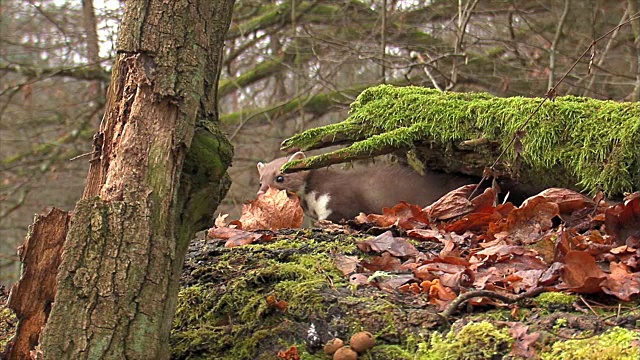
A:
[438,286,546,323]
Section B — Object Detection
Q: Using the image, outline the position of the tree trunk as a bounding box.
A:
[39,1,235,359]
[81,0,100,69]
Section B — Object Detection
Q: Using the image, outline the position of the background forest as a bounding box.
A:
[1,0,639,286]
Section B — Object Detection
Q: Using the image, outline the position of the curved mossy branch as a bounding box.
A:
[281,85,640,196]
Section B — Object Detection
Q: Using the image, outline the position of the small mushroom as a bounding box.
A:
[333,345,358,360]
[323,338,344,355]
[349,331,375,353]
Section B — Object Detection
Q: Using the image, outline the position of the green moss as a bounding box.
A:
[534,292,578,312]
[540,327,638,360]
[367,344,414,359]
[553,318,569,330]
[416,321,514,360]
[0,307,17,350]
[282,85,640,196]
[170,235,358,359]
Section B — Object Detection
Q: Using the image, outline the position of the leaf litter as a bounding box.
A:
[208,185,640,355]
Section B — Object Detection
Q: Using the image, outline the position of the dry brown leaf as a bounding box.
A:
[487,196,559,245]
[240,187,304,230]
[376,274,415,293]
[207,227,264,247]
[557,251,606,293]
[531,188,595,214]
[600,262,640,301]
[407,228,444,242]
[357,231,419,257]
[349,273,370,286]
[505,322,540,359]
[604,193,640,246]
[362,252,402,272]
[445,203,515,234]
[471,187,498,210]
[423,184,477,221]
[364,202,428,229]
[332,253,359,276]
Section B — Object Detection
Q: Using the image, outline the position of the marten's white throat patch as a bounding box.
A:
[304,191,332,221]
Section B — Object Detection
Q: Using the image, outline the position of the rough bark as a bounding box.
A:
[38,0,236,359]
[2,208,69,360]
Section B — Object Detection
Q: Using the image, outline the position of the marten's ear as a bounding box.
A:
[257,162,265,172]
[288,151,305,162]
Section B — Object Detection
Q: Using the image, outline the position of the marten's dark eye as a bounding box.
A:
[275,175,284,183]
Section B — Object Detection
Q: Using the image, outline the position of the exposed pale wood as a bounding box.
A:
[3,208,69,360]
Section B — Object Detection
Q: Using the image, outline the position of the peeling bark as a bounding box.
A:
[3,208,69,360]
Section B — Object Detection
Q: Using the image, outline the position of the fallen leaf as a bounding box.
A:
[600,262,640,301]
[505,322,540,358]
[376,274,415,292]
[604,193,640,245]
[487,196,559,245]
[446,212,503,234]
[332,253,359,275]
[357,231,419,257]
[531,188,595,215]
[349,273,370,286]
[240,187,304,230]
[364,202,428,229]
[407,228,444,242]
[471,187,498,210]
[423,185,477,221]
[539,262,563,285]
[557,251,606,293]
[207,227,264,247]
[362,252,402,272]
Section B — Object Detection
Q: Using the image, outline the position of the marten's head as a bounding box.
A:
[256,151,308,196]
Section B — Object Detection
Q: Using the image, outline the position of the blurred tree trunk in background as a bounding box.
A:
[37,0,235,358]
[1,0,639,286]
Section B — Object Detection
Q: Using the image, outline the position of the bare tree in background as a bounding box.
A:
[1,0,639,286]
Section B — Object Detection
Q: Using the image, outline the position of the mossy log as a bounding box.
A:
[170,230,445,360]
[281,85,640,197]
